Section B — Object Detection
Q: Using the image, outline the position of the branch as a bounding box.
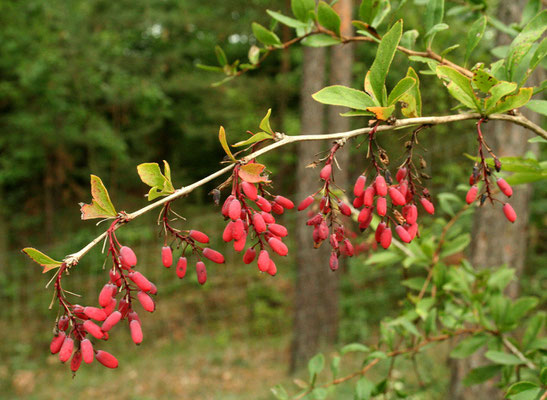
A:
[502,336,537,370]
[62,112,545,266]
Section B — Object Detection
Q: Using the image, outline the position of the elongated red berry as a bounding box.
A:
[359,212,373,231]
[497,178,513,197]
[257,250,270,272]
[83,320,104,339]
[402,204,418,225]
[364,186,375,207]
[128,311,141,324]
[130,320,143,345]
[223,221,234,242]
[340,239,354,256]
[129,271,153,292]
[50,332,66,354]
[162,246,173,268]
[103,297,117,316]
[466,186,478,204]
[80,339,94,364]
[329,252,339,271]
[137,291,155,312]
[101,311,122,332]
[298,196,314,211]
[84,306,107,322]
[338,202,352,217]
[272,202,284,215]
[275,195,294,209]
[234,232,247,252]
[96,350,118,369]
[353,195,364,208]
[268,237,288,256]
[376,197,387,216]
[395,225,411,243]
[255,196,272,212]
[380,228,392,249]
[196,261,207,285]
[406,223,418,241]
[58,316,69,331]
[243,248,256,264]
[307,213,322,226]
[119,246,137,268]
[358,207,372,224]
[317,220,329,240]
[396,167,407,183]
[71,350,82,372]
[354,175,367,197]
[320,164,332,180]
[398,180,408,198]
[252,213,267,233]
[228,199,242,221]
[59,337,74,363]
[420,197,435,215]
[267,260,277,276]
[389,187,406,206]
[189,230,210,244]
[375,222,386,243]
[268,223,288,237]
[375,175,387,196]
[261,212,275,224]
[241,181,258,200]
[110,269,122,287]
[503,203,517,223]
[176,257,187,279]
[99,284,115,308]
[118,298,129,318]
[222,195,235,217]
[202,248,225,264]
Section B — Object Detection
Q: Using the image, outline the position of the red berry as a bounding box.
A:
[364,186,375,207]
[329,234,339,249]
[261,212,275,224]
[118,298,129,317]
[189,230,210,244]
[161,246,173,268]
[266,260,277,276]
[353,195,364,208]
[340,239,354,256]
[275,195,294,209]
[234,232,247,252]
[202,248,225,264]
[228,199,242,221]
[353,175,367,197]
[317,220,329,241]
[137,291,155,312]
[503,203,517,223]
[223,221,234,242]
[176,257,187,279]
[71,351,82,372]
[255,196,272,212]
[110,269,122,287]
[395,225,411,243]
[375,175,387,196]
[101,311,122,332]
[307,213,323,226]
[83,320,104,339]
[396,167,407,183]
[59,337,74,363]
[241,181,258,200]
[103,297,117,316]
[497,178,513,197]
[389,187,406,206]
[99,284,115,308]
[376,197,387,216]
[268,223,288,237]
[129,271,153,292]
[119,246,137,268]
[405,223,418,241]
[50,332,66,354]
[402,204,418,225]
[380,228,392,249]
[398,180,408,198]
[252,213,267,233]
[375,222,386,243]
[420,197,435,215]
[130,320,143,345]
[196,261,207,285]
[243,248,256,264]
[128,311,141,324]
[257,250,270,272]
[221,195,235,216]
[320,164,332,180]
[96,350,118,369]
[80,339,94,364]
[271,202,285,215]
[298,196,314,211]
[359,212,373,230]
[84,306,107,322]
[358,207,372,224]
[338,202,352,217]
[58,316,69,331]
[268,237,288,256]
[329,252,339,271]
[466,186,478,204]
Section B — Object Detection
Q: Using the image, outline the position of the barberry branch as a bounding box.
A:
[62,112,545,267]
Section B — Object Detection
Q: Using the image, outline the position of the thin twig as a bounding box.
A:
[502,337,537,370]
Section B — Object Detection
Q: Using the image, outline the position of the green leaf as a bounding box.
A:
[302,34,341,47]
[22,248,62,273]
[291,0,315,22]
[252,22,281,46]
[365,251,403,266]
[312,85,376,110]
[487,267,515,292]
[525,99,547,116]
[484,351,522,365]
[259,108,274,134]
[450,335,488,359]
[311,388,327,400]
[359,0,382,25]
[233,132,272,147]
[507,382,540,397]
[266,10,309,29]
[424,0,445,47]
[440,44,460,57]
[137,161,175,201]
[308,353,325,381]
[371,0,391,28]
[487,87,533,114]
[218,126,237,162]
[485,81,518,111]
[509,388,543,400]
[506,172,547,185]
[541,366,547,384]
[509,297,539,323]
[317,1,341,36]
[400,67,422,117]
[369,20,403,106]
[331,356,341,378]
[521,0,541,27]
[402,277,426,291]
[387,77,416,105]
[340,343,370,355]
[339,110,375,117]
[506,10,547,81]
[472,68,499,93]
[271,384,290,400]
[401,29,419,51]
[424,23,449,48]
[355,377,374,400]
[436,66,480,111]
[465,16,487,66]
[214,46,227,66]
[196,64,223,72]
[79,175,117,220]
[528,37,547,75]
[440,234,470,258]
[463,365,502,386]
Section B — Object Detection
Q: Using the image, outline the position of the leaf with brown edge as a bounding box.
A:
[239,163,270,183]
[366,105,395,121]
[22,247,62,273]
[79,175,117,220]
[219,126,237,162]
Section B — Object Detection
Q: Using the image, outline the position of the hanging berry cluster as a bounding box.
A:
[465,119,516,223]
[220,162,293,276]
[160,201,225,284]
[297,140,355,270]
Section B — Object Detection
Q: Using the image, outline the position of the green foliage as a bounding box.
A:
[79,175,117,219]
[137,161,175,201]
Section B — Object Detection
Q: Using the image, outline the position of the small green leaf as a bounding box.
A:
[487,267,515,292]
[339,110,375,117]
[79,175,117,220]
[331,356,340,379]
[401,29,419,51]
[400,67,422,117]
[440,234,471,258]
[485,81,518,111]
[218,126,237,162]
[233,131,272,147]
[463,365,502,386]
[340,343,370,355]
[355,377,374,400]
[541,366,547,384]
[359,0,381,25]
[369,20,403,106]
[302,34,341,47]
[259,109,274,134]
[196,64,223,72]
[214,46,227,66]
[291,0,315,22]
[436,66,480,111]
[271,384,290,400]
[450,335,488,359]
[312,85,376,110]
[485,350,522,365]
[424,0,445,47]
[137,161,175,201]
[311,388,327,400]
[317,1,341,36]
[487,87,533,114]
[267,10,309,29]
[472,68,499,93]
[509,297,539,323]
[509,388,543,400]
[465,16,487,66]
[387,77,416,105]
[252,22,281,46]
[308,353,325,381]
[22,248,62,273]
[424,23,449,47]
[440,44,460,57]
[528,37,547,75]
[525,99,547,116]
[506,382,540,397]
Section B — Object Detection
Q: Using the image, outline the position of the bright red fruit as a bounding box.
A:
[320,164,332,180]
[375,175,387,196]
[266,260,277,276]
[376,197,387,216]
[99,284,115,307]
[129,271,153,292]
[243,248,256,264]
[406,223,418,241]
[268,237,288,256]
[71,351,82,372]
[241,181,258,200]
[375,222,386,243]
[268,223,288,237]
[228,199,242,221]
[396,167,407,183]
[402,204,417,225]
[84,306,107,321]
[221,195,235,217]
[190,230,210,244]
[50,332,66,354]
[176,257,187,279]
[338,202,352,217]
[80,339,94,364]
[101,311,122,332]
[257,250,270,272]
[137,291,156,312]
[196,261,207,285]
[96,350,118,369]
[395,225,411,243]
[261,212,275,224]
[340,239,354,256]
[497,178,513,197]
[232,219,245,240]
[58,316,69,331]
[233,233,247,252]
[118,298,129,318]
[353,195,364,208]
[162,246,173,268]
[130,320,143,345]
[110,269,122,287]
[59,337,74,363]
[503,203,517,223]
[222,221,234,242]
[298,196,314,211]
[275,195,294,209]
[202,248,225,264]
[358,207,372,224]
[329,252,339,271]
[353,175,367,197]
[388,187,406,206]
[380,228,392,249]
[466,186,478,204]
[271,202,284,215]
[252,213,267,233]
[119,246,137,268]
[420,197,435,215]
[255,196,272,212]
[363,186,375,207]
[83,320,104,339]
[103,297,117,316]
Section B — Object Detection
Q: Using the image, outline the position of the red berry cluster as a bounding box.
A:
[161,202,225,284]
[297,142,355,270]
[466,119,516,223]
[220,164,293,276]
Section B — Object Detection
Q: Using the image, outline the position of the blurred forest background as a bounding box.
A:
[0,0,545,399]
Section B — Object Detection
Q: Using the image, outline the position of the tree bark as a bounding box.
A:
[448,1,543,397]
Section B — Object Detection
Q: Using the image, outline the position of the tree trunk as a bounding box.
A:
[448,1,543,397]
[290,44,331,372]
